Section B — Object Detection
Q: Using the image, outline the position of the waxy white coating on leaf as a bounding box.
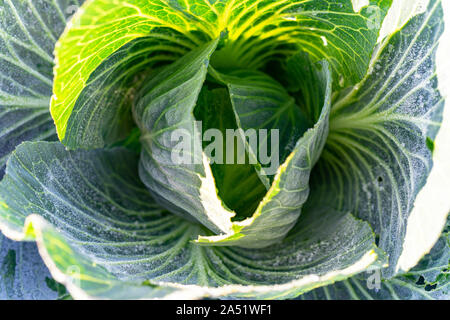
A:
[378,0,430,42]
[352,0,370,12]
[198,154,235,234]
[23,215,93,301]
[397,0,450,273]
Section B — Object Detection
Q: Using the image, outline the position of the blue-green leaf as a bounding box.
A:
[134,40,239,235]
[209,67,310,185]
[193,87,268,220]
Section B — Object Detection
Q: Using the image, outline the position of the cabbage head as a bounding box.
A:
[0,0,449,300]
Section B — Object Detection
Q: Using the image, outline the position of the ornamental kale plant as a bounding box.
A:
[0,0,449,300]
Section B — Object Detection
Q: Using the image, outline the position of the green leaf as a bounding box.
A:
[61,32,194,149]
[0,0,85,178]
[0,0,87,299]
[24,216,184,299]
[0,141,189,299]
[212,0,392,86]
[312,0,445,276]
[51,0,391,149]
[0,233,69,299]
[196,55,332,247]
[51,0,222,146]
[301,214,449,300]
[135,40,322,249]
[0,141,384,299]
[208,67,310,186]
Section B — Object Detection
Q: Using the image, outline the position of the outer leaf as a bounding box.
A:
[51,0,391,149]
[313,0,445,276]
[0,141,190,299]
[0,233,68,300]
[0,0,86,299]
[0,141,384,299]
[0,0,85,178]
[301,215,449,300]
[51,0,223,146]
[197,56,332,247]
[396,0,450,274]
